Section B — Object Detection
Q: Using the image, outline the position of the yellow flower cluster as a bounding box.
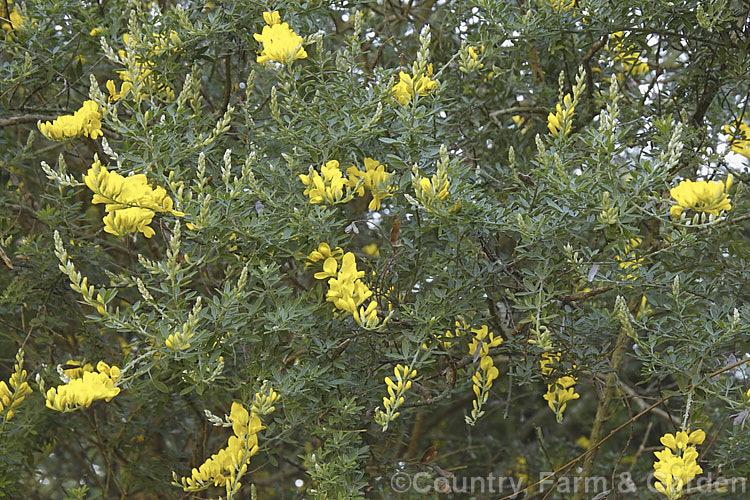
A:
[117,32,179,101]
[346,158,396,210]
[669,174,733,218]
[84,158,184,238]
[540,352,579,423]
[723,120,750,159]
[308,244,380,328]
[412,152,459,214]
[177,402,264,492]
[609,32,650,78]
[615,238,644,281]
[374,364,418,431]
[392,64,437,105]
[300,160,351,205]
[165,331,192,351]
[547,93,575,137]
[251,385,280,417]
[466,325,502,426]
[106,79,132,103]
[1,0,24,31]
[253,11,307,64]
[459,45,484,73]
[0,352,33,421]
[45,361,120,412]
[300,158,395,211]
[61,360,94,379]
[549,0,576,11]
[37,100,102,141]
[653,429,705,499]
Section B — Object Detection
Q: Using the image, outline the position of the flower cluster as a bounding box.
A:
[669,174,733,218]
[540,352,579,423]
[723,120,750,159]
[411,146,459,214]
[300,160,352,205]
[547,93,575,137]
[549,0,576,11]
[117,32,179,101]
[374,364,418,431]
[466,325,502,425]
[308,245,381,328]
[84,157,184,238]
[422,319,467,351]
[609,32,650,78]
[1,0,24,31]
[459,45,484,73]
[300,158,395,211]
[176,402,264,492]
[653,429,705,499]
[253,11,307,65]
[61,360,94,379]
[392,64,437,105]
[615,238,644,281]
[345,158,396,210]
[251,384,280,417]
[37,100,102,141]
[106,79,132,103]
[0,351,33,421]
[45,361,120,412]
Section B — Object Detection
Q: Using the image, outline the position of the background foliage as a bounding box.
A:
[2,0,750,498]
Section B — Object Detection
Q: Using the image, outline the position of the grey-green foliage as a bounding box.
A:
[1,0,749,498]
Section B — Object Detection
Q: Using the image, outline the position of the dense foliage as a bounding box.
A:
[2,0,750,498]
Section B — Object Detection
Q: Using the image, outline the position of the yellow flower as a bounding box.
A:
[547,93,574,136]
[263,11,281,25]
[615,238,644,281]
[374,364,418,431]
[467,351,501,425]
[392,64,437,105]
[1,0,24,32]
[346,158,395,210]
[106,79,132,103]
[253,17,307,64]
[61,360,94,379]
[84,158,183,238]
[89,27,101,37]
[540,352,579,423]
[669,175,732,218]
[300,160,348,204]
[176,402,264,492]
[0,352,33,421]
[38,101,102,141]
[724,120,750,159]
[326,252,370,314]
[362,243,379,257]
[609,32,650,79]
[45,361,120,412]
[306,242,344,265]
[468,325,502,359]
[116,32,177,101]
[653,429,704,499]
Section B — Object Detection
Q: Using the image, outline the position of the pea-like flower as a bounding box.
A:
[175,402,265,492]
[45,361,120,412]
[38,101,102,141]
[653,429,705,499]
[392,64,437,105]
[253,12,307,65]
[84,157,183,238]
[669,175,732,218]
[723,120,750,159]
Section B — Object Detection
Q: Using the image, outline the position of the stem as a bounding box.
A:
[573,320,631,500]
